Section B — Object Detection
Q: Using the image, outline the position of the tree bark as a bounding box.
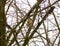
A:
[0,0,7,46]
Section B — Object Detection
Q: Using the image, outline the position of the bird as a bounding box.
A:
[26,6,55,27]
[26,18,32,27]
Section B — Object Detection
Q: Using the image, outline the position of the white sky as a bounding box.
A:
[5,0,60,46]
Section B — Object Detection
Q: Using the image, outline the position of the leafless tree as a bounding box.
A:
[0,0,60,46]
